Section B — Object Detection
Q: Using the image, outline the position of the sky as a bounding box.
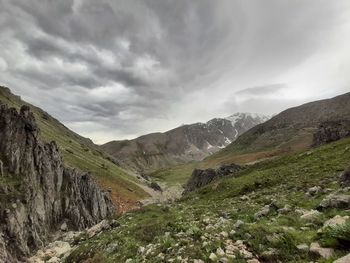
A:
[0,0,350,144]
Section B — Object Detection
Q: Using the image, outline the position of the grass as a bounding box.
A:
[148,128,315,187]
[0,86,148,208]
[66,136,350,262]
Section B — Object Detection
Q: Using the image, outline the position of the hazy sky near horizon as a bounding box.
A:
[0,0,350,143]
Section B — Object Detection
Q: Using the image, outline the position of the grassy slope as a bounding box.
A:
[67,137,350,262]
[0,87,148,209]
[149,126,314,187]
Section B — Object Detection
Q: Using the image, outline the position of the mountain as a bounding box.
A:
[0,102,115,262]
[150,92,350,186]
[0,86,149,212]
[101,113,269,174]
[208,92,350,166]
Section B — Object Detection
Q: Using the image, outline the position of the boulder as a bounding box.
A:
[209,252,218,261]
[323,215,349,228]
[300,210,322,221]
[334,253,350,263]
[278,204,291,214]
[340,168,350,187]
[313,120,350,146]
[87,220,119,238]
[149,181,162,192]
[307,186,322,196]
[183,164,242,194]
[254,205,271,219]
[234,220,245,228]
[60,222,68,232]
[309,242,334,259]
[260,248,278,261]
[318,194,350,210]
[296,244,309,252]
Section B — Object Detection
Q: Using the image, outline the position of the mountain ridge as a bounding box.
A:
[101,112,269,174]
[209,92,350,165]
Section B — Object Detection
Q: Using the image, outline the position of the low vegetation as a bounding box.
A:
[66,136,350,262]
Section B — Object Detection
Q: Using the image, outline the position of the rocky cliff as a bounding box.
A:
[313,120,350,146]
[0,102,115,262]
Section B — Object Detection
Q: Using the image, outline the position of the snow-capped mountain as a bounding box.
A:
[101,113,270,174]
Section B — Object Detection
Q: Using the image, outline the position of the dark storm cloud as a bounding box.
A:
[0,0,349,142]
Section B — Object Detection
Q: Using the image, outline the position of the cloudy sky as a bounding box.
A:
[1,0,350,143]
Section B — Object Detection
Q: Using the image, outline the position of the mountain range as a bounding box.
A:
[101,113,269,174]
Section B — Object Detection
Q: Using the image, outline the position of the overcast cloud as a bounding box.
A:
[0,0,349,143]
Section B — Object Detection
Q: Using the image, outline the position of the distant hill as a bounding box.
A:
[0,86,149,212]
[206,92,350,166]
[101,113,269,174]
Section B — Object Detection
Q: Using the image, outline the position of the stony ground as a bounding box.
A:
[32,137,350,262]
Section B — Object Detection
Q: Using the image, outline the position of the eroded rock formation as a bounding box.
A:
[183,164,242,194]
[0,102,115,262]
[313,120,350,146]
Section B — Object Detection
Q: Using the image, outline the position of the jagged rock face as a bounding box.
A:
[0,102,115,262]
[102,113,268,174]
[313,120,350,146]
[183,164,242,194]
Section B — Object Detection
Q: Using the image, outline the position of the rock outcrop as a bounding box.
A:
[340,168,350,187]
[313,120,350,146]
[183,164,242,194]
[0,102,115,262]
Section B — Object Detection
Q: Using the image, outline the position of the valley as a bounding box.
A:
[1,87,349,262]
[1,2,350,262]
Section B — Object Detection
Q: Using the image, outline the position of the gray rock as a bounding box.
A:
[278,204,291,214]
[0,159,3,177]
[254,205,270,219]
[261,248,278,261]
[323,215,349,229]
[340,168,350,187]
[0,103,116,262]
[183,164,242,194]
[313,120,350,146]
[318,194,350,210]
[234,220,244,228]
[300,210,321,221]
[307,186,322,196]
[296,243,309,252]
[209,252,218,261]
[309,242,334,259]
[60,222,68,232]
[334,253,350,263]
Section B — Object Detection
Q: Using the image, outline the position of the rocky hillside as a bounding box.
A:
[65,135,350,263]
[102,113,269,174]
[209,92,350,166]
[0,86,149,212]
[0,102,115,262]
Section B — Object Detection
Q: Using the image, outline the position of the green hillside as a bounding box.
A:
[67,136,350,262]
[0,86,148,210]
